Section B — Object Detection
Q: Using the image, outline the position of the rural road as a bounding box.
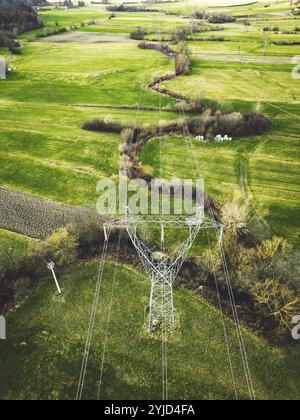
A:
[192,53,293,65]
[0,186,88,239]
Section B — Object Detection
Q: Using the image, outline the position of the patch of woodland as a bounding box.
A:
[0,0,43,53]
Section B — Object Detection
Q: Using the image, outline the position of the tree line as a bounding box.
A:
[0,0,43,52]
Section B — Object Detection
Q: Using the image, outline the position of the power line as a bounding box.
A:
[76,232,110,400]
[97,230,123,400]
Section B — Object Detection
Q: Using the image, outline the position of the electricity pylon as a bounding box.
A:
[104,208,222,332]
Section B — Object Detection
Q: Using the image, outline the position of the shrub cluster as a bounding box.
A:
[193,10,208,19]
[207,14,236,24]
[0,31,21,53]
[0,213,135,313]
[82,118,124,133]
[130,27,145,40]
[174,43,191,75]
[36,27,68,38]
[188,110,270,139]
[0,227,78,312]
[171,27,187,44]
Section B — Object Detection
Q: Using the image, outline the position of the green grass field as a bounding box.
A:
[0,259,299,400]
[0,39,178,204]
[0,229,35,260]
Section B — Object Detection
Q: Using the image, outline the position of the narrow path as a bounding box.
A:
[192,53,294,65]
[235,139,274,237]
[237,153,250,198]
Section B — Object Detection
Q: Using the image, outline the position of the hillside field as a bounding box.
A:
[0,0,299,400]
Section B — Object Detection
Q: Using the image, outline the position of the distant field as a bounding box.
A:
[0,259,299,400]
[154,0,291,14]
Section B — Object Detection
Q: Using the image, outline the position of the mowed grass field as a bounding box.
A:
[0,39,177,204]
[0,259,299,400]
[157,0,291,15]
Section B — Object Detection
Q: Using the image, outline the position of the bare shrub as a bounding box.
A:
[221,201,250,237]
[171,27,187,44]
[121,128,135,144]
[254,237,291,269]
[130,27,145,40]
[175,52,190,75]
[215,111,244,135]
[208,14,236,24]
[251,278,300,330]
[36,228,78,266]
[120,154,134,172]
[193,9,208,20]
[200,248,222,274]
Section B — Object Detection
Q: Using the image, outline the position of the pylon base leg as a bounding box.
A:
[148,279,175,333]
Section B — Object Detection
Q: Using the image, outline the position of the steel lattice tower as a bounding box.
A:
[104,208,224,332]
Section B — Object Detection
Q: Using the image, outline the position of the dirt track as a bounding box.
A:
[0,187,87,239]
[33,31,136,44]
[192,53,293,65]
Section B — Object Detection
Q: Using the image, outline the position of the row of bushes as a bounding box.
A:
[138,41,176,57]
[0,0,43,52]
[207,14,236,24]
[106,4,160,12]
[35,27,68,39]
[188,110,270,139]
[193,10,236,24]
[82,117,125,133]
[115,111,270,145]
[272,41,300,46]
[136,24,226,44]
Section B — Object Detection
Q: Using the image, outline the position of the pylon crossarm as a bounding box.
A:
[156,225,201,276]
[126,229,163,278]
[128,227,193,283]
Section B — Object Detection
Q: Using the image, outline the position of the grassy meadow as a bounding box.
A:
[0,39,177,204]
[0,259,299,400]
